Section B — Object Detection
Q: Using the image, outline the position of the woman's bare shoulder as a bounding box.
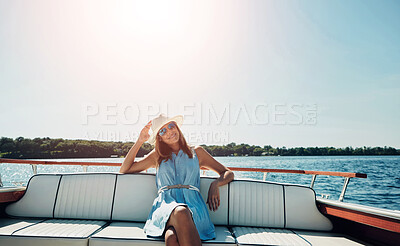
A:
[193,145,203,152]
[144,149,158,159]
[193,145,208,158]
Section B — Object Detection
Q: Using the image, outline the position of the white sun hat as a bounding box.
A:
[147,114,184,145]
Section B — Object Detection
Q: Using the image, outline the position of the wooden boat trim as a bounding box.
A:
[317,198,400,233]
[0,188,25,203]
[225,167,367,178]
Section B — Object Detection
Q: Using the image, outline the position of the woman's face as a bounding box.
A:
[158,121,180,145]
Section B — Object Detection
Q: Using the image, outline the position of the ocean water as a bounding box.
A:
[1,155,399,211]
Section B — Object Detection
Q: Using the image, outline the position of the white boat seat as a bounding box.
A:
[0,218,106,246]
[228,180,333,231]
[232,226,311,246]
[293,230,373,246]
[4,175,61,218]
[54,175,116,220]
[5,174,117,220]
[89,222,236,246]
[0,218,44,235]
[0,173,344,246]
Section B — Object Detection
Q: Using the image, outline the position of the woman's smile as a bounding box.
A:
[168,132,177,140]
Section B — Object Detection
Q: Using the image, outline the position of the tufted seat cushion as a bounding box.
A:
[0,219,106,246]
[232,226,311,246]
[229,181,285,227]
[89,222,236,246]
[0,218,45,238]
[5,174,117,221]
[54,175,116,220]
[228,179,333,231]
[292,230,369,246]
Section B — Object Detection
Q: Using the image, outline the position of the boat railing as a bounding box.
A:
[0,158,367,202]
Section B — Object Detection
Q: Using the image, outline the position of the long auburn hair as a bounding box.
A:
[155,122,193,168]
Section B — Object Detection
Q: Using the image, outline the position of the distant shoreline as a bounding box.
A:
[3,155,399,160]
[1,136,399,159]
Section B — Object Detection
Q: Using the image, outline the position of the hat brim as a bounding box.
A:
[147,115,183,145]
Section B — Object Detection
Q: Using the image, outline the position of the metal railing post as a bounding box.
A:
[339,177,351,202]
[263,172,268,181]
[31,164,38,175]
[310,174,317,188]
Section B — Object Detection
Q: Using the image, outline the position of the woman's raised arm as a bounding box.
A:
[119,121,157,173]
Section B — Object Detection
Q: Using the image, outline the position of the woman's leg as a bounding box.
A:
[165,205,202,246]
[165,226,179,246]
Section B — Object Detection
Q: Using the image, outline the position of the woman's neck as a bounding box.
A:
[169,143,180,154]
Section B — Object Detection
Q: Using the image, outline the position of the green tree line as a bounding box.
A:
[0,137,399,159]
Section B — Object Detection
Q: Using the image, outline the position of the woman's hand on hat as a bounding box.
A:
[138,120,152,144]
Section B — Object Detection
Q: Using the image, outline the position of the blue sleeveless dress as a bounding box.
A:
[143,148,216,241]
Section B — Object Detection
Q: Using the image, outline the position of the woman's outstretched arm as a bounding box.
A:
[195,146,234,211]
[119,121,157,173]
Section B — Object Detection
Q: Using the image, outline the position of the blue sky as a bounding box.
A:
[1,0,399,148]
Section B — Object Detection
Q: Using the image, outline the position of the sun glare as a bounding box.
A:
[112,0,185,38]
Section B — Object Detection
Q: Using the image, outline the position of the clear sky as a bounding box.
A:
[1,0,399,148]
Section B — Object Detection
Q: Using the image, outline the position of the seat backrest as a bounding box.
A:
[199,177,229,225]
[228,179,333,231]
[5,174,61,218]
[111,173,157,221]
[6,173,117,220]
[53,174,116,220]
[6,173,332,231]
[6,173,229,225]
[229,180,285,227]
[110,174,229,225]
[284,185,333,230]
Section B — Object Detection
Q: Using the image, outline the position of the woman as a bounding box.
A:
[119,114,234,246]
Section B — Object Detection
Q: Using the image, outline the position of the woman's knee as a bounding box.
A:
[164,226,178,245]
[173,206,191,218]
[171,206,193,224]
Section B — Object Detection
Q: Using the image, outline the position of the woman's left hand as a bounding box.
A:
[207,181,220,211]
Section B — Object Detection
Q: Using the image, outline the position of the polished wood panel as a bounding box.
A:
[327,214,400,246]
[0,190,25,203]
[226,167,367,178]
[318,202,400,233]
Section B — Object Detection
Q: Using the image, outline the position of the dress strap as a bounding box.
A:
[190,146,197,158]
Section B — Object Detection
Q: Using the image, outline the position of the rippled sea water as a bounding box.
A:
[1,155,399,211]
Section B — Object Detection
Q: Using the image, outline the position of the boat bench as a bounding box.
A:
[0,173,364,245]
